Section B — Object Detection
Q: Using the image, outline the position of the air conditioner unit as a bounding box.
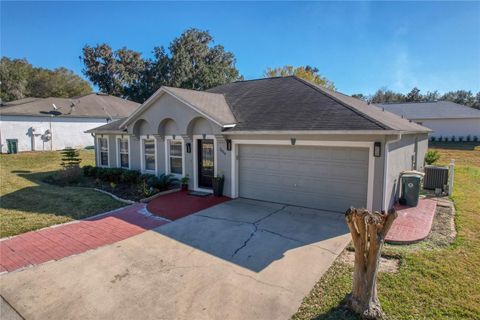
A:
[423,165,449,191]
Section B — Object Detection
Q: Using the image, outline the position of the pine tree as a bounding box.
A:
[60,148,81,169]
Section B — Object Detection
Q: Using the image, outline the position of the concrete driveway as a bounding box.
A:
[0,199,350,320]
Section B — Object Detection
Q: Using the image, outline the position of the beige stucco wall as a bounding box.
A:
[384,133,428,209]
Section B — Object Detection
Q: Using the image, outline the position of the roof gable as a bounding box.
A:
[120,86,236,128]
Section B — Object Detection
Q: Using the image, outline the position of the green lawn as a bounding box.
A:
[293,145,480,319]
[0,150,125,238]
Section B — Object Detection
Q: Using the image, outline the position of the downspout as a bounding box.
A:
[382,133,402,211]
[50,115,53,151]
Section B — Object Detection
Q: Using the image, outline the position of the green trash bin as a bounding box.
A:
[399,173,422,207]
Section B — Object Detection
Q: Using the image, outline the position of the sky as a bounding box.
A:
[1,1,479,95]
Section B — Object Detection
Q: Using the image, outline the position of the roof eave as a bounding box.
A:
[223,129,431,135]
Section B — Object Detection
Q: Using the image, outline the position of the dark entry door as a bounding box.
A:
[7,139,18,154]
[198,139,214,189]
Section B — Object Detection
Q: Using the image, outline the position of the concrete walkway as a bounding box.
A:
[386,198,437,244]
[0,199,350,320]
[0,203,167,273]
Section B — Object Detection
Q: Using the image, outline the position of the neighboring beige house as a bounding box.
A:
[0,94,140,153]
[378,101,480,140]
[88,76,430,212]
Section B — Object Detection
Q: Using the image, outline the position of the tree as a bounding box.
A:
[370,88,406,104]
[264,65,335,90]
[81,29,242,102]
[124,47,171,102]
[344,208,398,319]
[27,67,92,98]
[168,28,241,90]
[0,57,91,102]
[351,93,367,101]
[81,44,145,97]
[440,90,476,108]
[60,148,81,169]
[406,87,422,102]
[0,57,32,101]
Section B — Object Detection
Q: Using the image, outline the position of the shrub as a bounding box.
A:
[82,165,94,177]
[139,173,159,188]
[459,136,464,142]
[156,173,179,190]
[438,136,443,142]
[451,135,456,142]
[474,136,479,142]
[96,167,109,181]
[430,136,436,142]
[50,166,82,186]
[121,170,140,184]
[107,168,125,183]
[466,135,471,142]
[425,150,440,165]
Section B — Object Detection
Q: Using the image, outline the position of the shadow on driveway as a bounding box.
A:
[154,198,349,272]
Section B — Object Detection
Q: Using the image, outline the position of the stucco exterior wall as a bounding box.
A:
[0,115,107,153]
[412,118,480,139]
[384,133,428,209]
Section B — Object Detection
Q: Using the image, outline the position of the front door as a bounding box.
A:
[198,139,214,189]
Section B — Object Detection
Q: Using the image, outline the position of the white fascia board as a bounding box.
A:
[223,130,411,135]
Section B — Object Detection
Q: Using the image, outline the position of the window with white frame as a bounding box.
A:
[169,140,183,175]
[143,139,155,171]
[118,138,129,168]
[99,137,108,166]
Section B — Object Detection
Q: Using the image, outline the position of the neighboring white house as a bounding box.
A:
[378,101,480,140]
[0,94,140,153]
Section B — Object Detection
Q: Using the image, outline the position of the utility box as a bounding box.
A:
[399,171,424,207]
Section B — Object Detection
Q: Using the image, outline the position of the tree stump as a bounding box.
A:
[343,207,398,319]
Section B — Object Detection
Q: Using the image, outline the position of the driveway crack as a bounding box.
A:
[231,225,257,257]
[232,270,294,293]
[231,205,286,258]
[259,229,339,256]
[195,214,247,225]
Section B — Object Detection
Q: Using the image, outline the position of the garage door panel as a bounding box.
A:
[238,145,369,212]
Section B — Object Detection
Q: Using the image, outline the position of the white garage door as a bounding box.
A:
[238,145,369,212]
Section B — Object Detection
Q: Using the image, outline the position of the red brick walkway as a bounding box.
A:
[386,198,437,244]
[147,190,230,221]
[0,203,168,273]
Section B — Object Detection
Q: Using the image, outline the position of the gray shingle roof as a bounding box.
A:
[163,86,236,125]
[377,101,480,120]
[208,76,429,132]
[0,93,140,119]
[85,118,127,133]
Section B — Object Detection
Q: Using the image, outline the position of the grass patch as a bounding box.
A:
[0,150,125,238]
[293,145,480,319]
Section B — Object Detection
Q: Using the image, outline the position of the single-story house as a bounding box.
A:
[378,101,480,140]
[0,93,140,153]
[87,76,430,212]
